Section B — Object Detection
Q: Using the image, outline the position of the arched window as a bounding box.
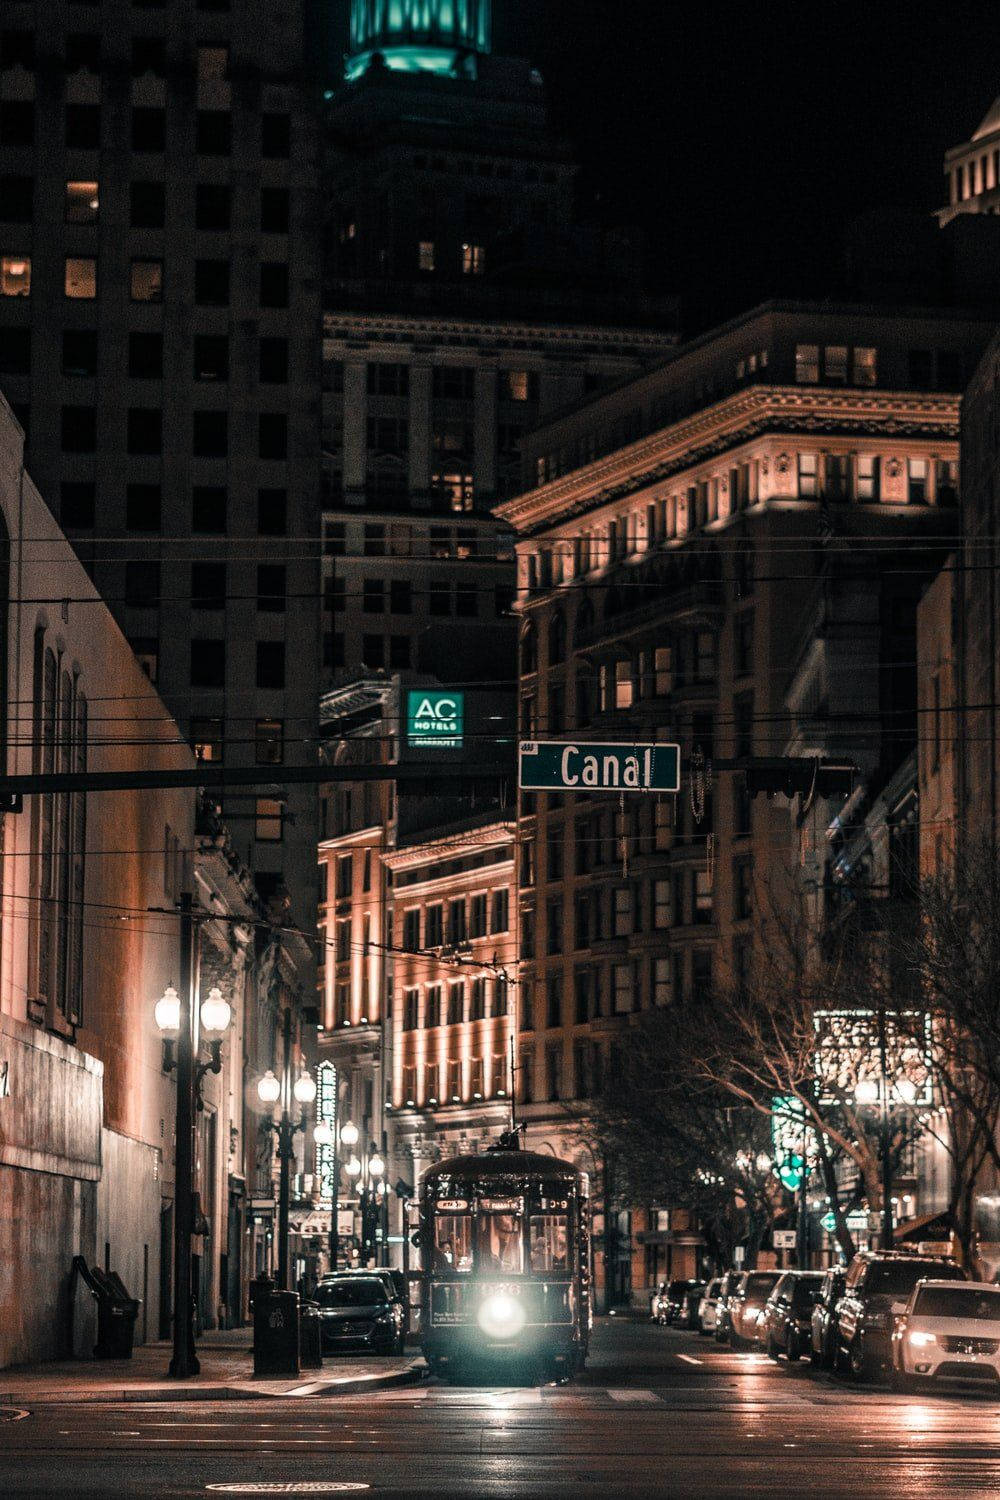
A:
[520,621,537,676]
[548,609,565,666]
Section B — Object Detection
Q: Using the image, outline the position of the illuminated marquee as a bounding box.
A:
[316,1061,338,1206]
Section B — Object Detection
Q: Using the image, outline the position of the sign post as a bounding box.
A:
[519,740,680,793]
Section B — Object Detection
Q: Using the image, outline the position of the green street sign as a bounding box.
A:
[519,740,680,793]
[407,690,464,749]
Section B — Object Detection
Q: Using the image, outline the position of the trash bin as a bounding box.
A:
[299,1301,323,1370]
[71,1257,141,1359]
[253,1286,300,1377]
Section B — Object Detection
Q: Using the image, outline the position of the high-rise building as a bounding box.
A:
[0,2,322,947]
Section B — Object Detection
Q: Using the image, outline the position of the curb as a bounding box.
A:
[0,1359,428,1406]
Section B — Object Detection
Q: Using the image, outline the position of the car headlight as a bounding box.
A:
[909,1331,936,1347]
[477,1292,527,1341]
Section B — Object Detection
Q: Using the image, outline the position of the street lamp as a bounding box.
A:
[340,1124,387,1267]
[153,895,232,1379]
[255,1009,315,1290]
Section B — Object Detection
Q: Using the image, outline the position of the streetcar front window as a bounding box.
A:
[434,1212,473,1272]
[529,1214,569,1272]
[476,1206,524,1273]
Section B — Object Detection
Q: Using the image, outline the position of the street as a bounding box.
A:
[5,1318,1000,1498]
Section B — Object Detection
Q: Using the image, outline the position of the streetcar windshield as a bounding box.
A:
[476,1200,524,1273]
[529,1214,569,1272]
[434,1212,473,1273]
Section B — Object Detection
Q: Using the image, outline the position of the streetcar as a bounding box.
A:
[415,1132,591,1380]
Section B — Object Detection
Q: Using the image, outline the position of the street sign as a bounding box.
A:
[407,690,464,749]
[518,740,680,793]
[773,1230,797,1250]
[821,1209,870,1235]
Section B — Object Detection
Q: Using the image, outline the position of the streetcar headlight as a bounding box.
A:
[477,1292,526,1341]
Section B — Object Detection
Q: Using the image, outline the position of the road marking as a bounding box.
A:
[205,1486,370,1495]
[608,1389,660,1403]
[676,1354,702,1365]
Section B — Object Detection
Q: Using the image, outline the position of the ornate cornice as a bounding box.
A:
[383,820,515,872]
[495,385,961,537]
[322,310,677,354]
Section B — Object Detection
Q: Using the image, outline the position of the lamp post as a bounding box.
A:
[256,1006,315,1290]
[342,1124,386,1267]
[154,891,232,1379]
[854,1005,917,1253]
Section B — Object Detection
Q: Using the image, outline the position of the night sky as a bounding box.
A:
[328,1,1000,331]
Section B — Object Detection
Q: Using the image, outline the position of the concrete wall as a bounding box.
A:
[96,1129,163,1348]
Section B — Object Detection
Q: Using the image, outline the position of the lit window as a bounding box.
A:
[418,239,435,271]
[65,181,99,224]
[0,255,30,296]
[254,796,283,842]
[797,453,818,497]
[130,258,163,302]
[857,454,879,501]
[824,345,847,383]
[614,659,633,709]
[853,347,877,386]
[795,344,819,383]
[190,716,223,761]
[65,256,97,299]
[432,470,475,512]
[613,963,633,1014]
[461,241,486,275]
[654,645,672,696]
[908,458,928,504]
[505,369,529,401]
[197,46,228,80]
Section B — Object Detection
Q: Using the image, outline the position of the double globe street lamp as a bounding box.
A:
[255,1008,317,1291]
[341,1124,387,1267]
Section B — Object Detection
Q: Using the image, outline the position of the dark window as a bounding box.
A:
[258,413,287,460]
[367,363,409,396]
[907,349,934,390]
[60,481,95,528]
[193,410,228,457]
[1,29,35,68]
[131,107,165,152]
[259,337,288,383]
[131,36,165,75]
[130,258,163,302]
[191,639,225,688]
[260,262,288,307]
[429,580,451,615]
[65,104,99,149]
[125,561,160,608]
[256,641,285,689]
[1,102,34,147]
[261,112,290,158]
[432,365,475,400]
[257,488,286,535]
[61,405,96,452]
[261,187,289,233]
[389,635,410,668]
[67,33,101,70]
[126,483,161,531]
[456,585,478,618]
[130,180,165,228]
[361,634,384,668]
[362,579,384,614]
[255,718,283,764]
[257,564,285,612]
[196,110,231,155]
[127,406,162,454]
[195,183,230,231]
[0,327,30,375]
[192,485,227,533]
[191,562,226,610]
[389,579,411,614]
[62,329,97,377]
[128,331,162,379]
[193,334,228,381]
[195,259,229,305]
[0,175,33,220]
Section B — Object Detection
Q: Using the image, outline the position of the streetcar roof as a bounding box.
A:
[421,1149,581,1186]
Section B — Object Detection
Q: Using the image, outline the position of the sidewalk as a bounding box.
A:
[0,1327,427,1404]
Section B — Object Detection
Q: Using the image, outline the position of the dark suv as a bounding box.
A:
[835,1251,966,1380]
[809,1267,846,1369]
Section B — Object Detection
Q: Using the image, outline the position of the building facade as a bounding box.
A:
[0,0,322,952]
[497,300,997,1304]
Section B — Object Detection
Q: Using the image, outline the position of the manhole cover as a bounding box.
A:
[206,1486,370,1495]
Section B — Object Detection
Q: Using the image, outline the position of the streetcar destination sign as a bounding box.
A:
[518,740,681,793]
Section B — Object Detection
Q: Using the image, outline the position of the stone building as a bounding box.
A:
[0,0,322,959]
[496,299,997,1305]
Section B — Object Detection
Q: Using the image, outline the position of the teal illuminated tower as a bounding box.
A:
[347,0,492,79]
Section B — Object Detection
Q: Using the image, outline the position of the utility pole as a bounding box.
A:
[877,1002,894,1251]
[169,892,198,1378]
[276,1004,294,1291]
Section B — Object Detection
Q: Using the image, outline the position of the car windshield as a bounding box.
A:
[476,1199,524,1273]
[744,1273,779,1302]
[315,1279,386,1308]
[914,1286,1000,1320]
[866,1261,964,1298]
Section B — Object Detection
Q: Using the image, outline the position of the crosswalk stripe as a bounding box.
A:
[607,1388,660,1403]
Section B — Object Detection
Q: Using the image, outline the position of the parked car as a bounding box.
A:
[313,1273,406,1354]
[729,1270,782,1348]
[322,1267,410,1339]
[655,1279,705,1327]
[835,1251,966,1381]
[809,1268,846,1369]
[890,1280,1000,1391]
[762,1271,824,1362]
[714,1270,745,1344]
[698,1278,723,1336]
[680,1281,708,1330]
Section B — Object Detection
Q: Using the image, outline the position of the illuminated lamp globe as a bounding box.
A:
[200,987,231,1036]
[895,1078,918,1105]
[854,1079,879,1105]
[345,1154,362,1178]
[257,1070,281,1105]
[313,1121,334,1147]
[755,1152,772,1174]
[369,1151,386,1179]
[154,986,181,1036]
[340,1121,360,1148]
[293,1073,317,1105]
